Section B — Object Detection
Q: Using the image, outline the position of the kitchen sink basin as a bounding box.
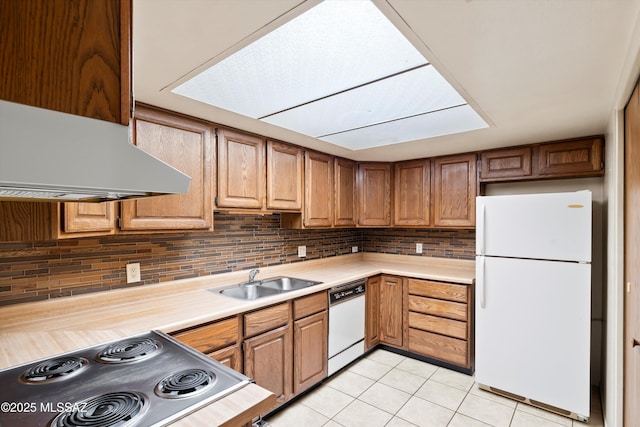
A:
[218,284,281,300]
[258,277,321,291]
[215,276,322,300]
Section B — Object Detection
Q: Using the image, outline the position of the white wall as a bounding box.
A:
[485,177,605,387]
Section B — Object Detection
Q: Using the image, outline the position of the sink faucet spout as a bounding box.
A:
[249,268,260,283]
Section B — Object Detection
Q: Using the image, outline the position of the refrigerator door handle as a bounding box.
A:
[478,256,486,308]
[477,203,486,255]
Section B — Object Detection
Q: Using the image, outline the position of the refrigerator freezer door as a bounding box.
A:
[475,256,591,418]
[476,191,591,262]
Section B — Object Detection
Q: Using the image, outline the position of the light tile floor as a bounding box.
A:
[265,349,604,427]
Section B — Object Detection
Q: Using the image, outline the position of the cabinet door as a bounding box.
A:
[365,276,381,350]
[217,129,265,209]
[293,311,328,394]
[357,163,392,226]
[120,106,213,230]
[479,147,532,181]
[304,151,334,227]
[209,344,242,373]
[266,141,303,210]
[379,276,403,347]
[394,159,430,226]
[432,153,476,227]
[334,158,357,227]
[537,137,603,177]
[61,202,117,235]
[244,325,293,408]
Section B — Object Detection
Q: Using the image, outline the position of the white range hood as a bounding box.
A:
[0,100,191,202]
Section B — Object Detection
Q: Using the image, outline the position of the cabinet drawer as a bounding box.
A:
[408,295,467,321]
[408,279,468,303]
[408,312,466,340]
[409,328,467,367]
[173,316,239,353]
[293,292,327,320]
[244,302,290,337]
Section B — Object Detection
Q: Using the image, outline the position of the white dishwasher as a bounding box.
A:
[327,279,366,376]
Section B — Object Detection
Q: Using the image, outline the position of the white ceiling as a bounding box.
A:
[133,0,640,162]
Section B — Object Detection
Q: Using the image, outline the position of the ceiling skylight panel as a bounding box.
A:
[321,105,488,150]
[261,65,466,137]
[172,0,428,118]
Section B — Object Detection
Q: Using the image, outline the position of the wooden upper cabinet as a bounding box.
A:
[334,158,357,227]
[432,153,477,228]
[266,141,303,210]
[217,129,265,209]
[120,106,213,230]
[304,151,334,227]
[480,146,532,181]
[537,137,604,177]
[0,0,130,124]
[357,163,392,227]
[394,159,431,226]
[61,202,117,235]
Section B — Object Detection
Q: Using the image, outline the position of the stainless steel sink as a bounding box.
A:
[219,284,281,300]
[258,277,321,291]
[215,276,322,300]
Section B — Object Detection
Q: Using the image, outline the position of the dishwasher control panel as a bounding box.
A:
[329,281,366,304]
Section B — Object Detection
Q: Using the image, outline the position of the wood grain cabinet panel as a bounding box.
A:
[357,163,392,227]
[379,275,403,347]
[244,303,290,338]
[334,158,357,227]
[365,276,381,350]
[266,141,303,210]
[61,202,117,235]
[217,128,265,209]
[304,151,334,227]
[173,316,239,354]
[121,105,213,231]
[408,329,467,367]
[480,147,532,180]
[243,325,293,409]
[408,296,467,322]
[407,279,468,303]
[209,344,242,373]
[432,153,476,228]
[293,292,327,320]
[537,137,604,177]
[394,159,431,226]
[0,0,130,124]
[293,310,328,394]
[408,312,467,340]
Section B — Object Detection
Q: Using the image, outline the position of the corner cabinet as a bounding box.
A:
[120,105,213,231]
[432,153,477,228]
[357,163,392,227]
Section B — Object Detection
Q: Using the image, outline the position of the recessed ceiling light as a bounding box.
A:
[173,0,488,150]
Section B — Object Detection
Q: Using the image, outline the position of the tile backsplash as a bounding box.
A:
[0,213,474,306]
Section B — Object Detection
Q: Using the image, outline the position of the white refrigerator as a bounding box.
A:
[475,191,591,421]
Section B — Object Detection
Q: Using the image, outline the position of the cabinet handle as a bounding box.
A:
[477,203,486,255]
[478,256,486,309]
[634,338,640,348]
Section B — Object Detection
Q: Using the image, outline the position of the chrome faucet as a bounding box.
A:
[248,268,260,283]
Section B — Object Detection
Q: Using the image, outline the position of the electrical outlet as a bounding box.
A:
[126,263,141,283]
[416,243,423,254]
[352,246,358,253]
[298,246,306,258]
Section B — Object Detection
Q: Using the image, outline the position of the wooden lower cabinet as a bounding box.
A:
[379,275,404,347]
[406,278,472,370]
[244,325,293,408]
[365,276,381,349]
[209,344,242,372]
[293,310,328,394]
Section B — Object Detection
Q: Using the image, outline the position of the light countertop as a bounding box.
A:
[0,252,474,425]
